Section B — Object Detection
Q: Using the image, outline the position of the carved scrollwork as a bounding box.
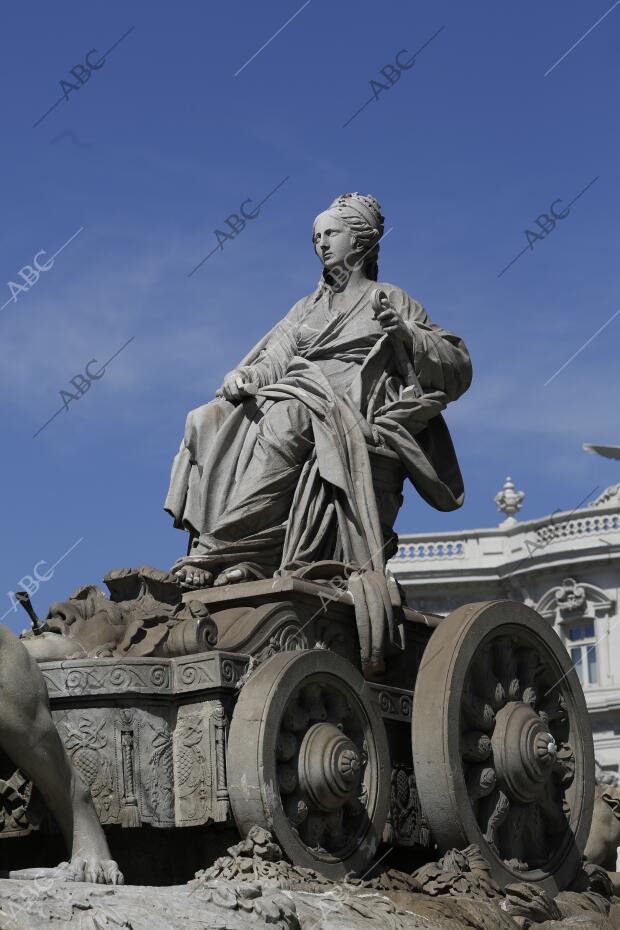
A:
[221,660,237,684]
[150,666,168,687]
[55,664,171,698]
[272,622,309,654]
[249,621,311,673]
[180,664,201,687]
[177,656,243,689]
[377,688,412,721]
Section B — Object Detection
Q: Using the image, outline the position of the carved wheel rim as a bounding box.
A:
[413,602,594,892]
[228,650,390,878]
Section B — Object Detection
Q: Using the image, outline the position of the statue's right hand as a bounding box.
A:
[217,371,255,402]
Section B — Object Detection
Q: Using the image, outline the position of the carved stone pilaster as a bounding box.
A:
[119,711,141,828]
[212,703,229,821]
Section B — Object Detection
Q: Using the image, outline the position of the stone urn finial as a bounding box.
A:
[494,476,524,526]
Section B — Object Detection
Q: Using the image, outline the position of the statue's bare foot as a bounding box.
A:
[174,566,214,589]
[213,565,256,586]
[10,857,124,885]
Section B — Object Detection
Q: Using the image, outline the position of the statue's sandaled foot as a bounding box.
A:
[10,857,124,885]
[173,566,214,589]
[213,565,257,586]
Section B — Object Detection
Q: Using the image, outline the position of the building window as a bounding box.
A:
[565,620,598,687]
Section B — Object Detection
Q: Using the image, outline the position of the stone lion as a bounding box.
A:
[585,782,620,894]
[0,624,122,884]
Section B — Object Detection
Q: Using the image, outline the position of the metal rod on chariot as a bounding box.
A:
[15,591,44,635]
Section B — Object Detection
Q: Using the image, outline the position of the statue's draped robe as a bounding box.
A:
[165,282,471,671]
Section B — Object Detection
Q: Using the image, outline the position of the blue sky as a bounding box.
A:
[1,0,618,633]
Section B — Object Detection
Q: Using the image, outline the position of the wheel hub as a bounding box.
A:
[298,722,363,812]
[492,701,557,803]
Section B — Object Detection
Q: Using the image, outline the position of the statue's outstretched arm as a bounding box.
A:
[379,285,472,401]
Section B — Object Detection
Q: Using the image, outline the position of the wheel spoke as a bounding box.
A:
[282,700,310,732]
[516,647,541,707]
[462,693,496,731]
[494,637,520,700]
[523,803,547,868]
[539,691,568,726]
[461,730,492,763]
[472,652,506,710]
[300,812,327,850]
[503,804,530,868]
[538,781,570,835]
[325,691,351,724]
[466,764,497,802]
[482,789,510,853]
[276,729,298,762]
[284,790,308,825]
[301,683,328,722]
[324,808,345,849]
[552,743,575,788]
[277,762,298,795]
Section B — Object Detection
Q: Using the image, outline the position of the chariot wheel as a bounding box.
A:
[413,601,594,893]
[228,649,390,878]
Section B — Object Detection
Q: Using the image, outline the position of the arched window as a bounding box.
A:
[536,580,614,690]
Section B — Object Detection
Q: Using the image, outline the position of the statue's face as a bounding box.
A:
[312,211,357,270]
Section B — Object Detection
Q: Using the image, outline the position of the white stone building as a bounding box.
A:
[389,477,620,780]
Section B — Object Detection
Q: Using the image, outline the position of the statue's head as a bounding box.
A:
[312,192,384,282]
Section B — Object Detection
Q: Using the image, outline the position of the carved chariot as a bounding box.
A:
[0,561,594,895]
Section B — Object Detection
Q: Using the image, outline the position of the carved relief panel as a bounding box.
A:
[52,705,177,829]
[174,700,229,827]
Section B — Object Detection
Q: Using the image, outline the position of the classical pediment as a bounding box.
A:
[536,577,615,621]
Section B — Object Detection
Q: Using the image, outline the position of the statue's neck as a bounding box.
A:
[322,266,370,294]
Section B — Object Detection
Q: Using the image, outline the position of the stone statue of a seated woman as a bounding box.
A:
[165,193,471,674]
